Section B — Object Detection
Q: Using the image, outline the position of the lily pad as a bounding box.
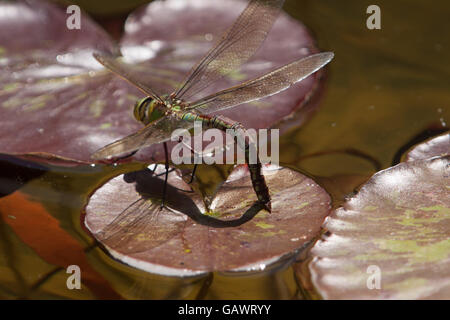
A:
[404,132,449,162]
[302,156,450,299]
[0,0,325,164]
[84,165,331,276]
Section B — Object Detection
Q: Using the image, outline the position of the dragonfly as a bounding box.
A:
[91,0,334,213]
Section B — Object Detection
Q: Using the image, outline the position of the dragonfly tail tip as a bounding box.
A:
[262,201,272,213]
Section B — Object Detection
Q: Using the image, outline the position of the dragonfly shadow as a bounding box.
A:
[123,168,264,228]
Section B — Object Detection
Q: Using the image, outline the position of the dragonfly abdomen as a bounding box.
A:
[181,112,271,210]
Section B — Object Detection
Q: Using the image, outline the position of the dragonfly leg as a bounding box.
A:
[176,135,199,184]
[149,164,158,174]
[154,168,176,177]
[161,142,169,208]
[188,164,198,184]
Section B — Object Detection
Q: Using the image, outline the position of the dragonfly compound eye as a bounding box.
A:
[133,97,154,124]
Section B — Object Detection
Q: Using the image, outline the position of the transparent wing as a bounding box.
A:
[188,52,334,114]
[91,115,194,160]
[93,53,163,102]
[174,0,285,101]
[96,168,192,254]
[97,198,186,254]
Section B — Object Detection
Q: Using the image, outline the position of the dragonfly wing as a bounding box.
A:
[189,52,334,114]
[94,53,163,102]
[174,0,285,101]
[98,197,186,254]
[91,115,194,160]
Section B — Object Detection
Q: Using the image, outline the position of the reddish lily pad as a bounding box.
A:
[300,156,450,299]
[404,132,449,162]
[0,0,325,164]
[84,165,331,276]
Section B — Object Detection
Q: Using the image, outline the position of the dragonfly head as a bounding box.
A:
[133,96,164,125]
